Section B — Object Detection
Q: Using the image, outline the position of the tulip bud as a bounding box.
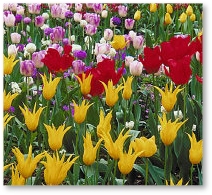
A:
[134,10,141,20]
[72,60,85,74]
[74,13,82,22]
[164,13,172,25]
[166,4,173,14]
[150,3,157,13]
[190,13,196,22]
[32,50,46,68]
[101,10,108,18]
[186,5,193,16]
[34,15,45,27]
[125,56,134,67]
[4,13,15,27]
[10,33,21,44]
[129,60,143,76]
[8,44,18,57]
[118,5,128,17]
[179,12,187,23]
[85,24,97,36]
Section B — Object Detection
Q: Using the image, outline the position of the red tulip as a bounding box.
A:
[139,46,162,74]
[42,44,74,73]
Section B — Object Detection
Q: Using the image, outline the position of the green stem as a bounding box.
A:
[190,164,193,185]
[152,74,158,126]
[122,174,126,185]
[145,158,149,185]
[164,145,168,183]
[113,159,118,185]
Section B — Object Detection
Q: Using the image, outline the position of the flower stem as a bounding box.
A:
[164,145,168,183]
[113,159,118,185]
[145,158,149,185]
[190,164,193,185]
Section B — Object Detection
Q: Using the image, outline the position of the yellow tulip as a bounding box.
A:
[158,112,187,146]
[3,113,14,128]
[40,73,61,100]
[44,123,71,151]
[131,135,157,157]
[101,80,124,107]
[19,103,46,131]
[187,132,203,164]
[110,35,127,50]
[166,4,173,14]
[11,165,26,185]
[179,12,187,23]
[186,5,193,16]
[101,129,131,160]
[134,10,141,21]
[75,73,93,96]
[41,151,79,185]
[96,109,112,138]
[166,178,188,186]
[83,131,103,166]
[150,3,157,13]
[4,54,19,75]
[4,90,18,111]
[190,13,196,22]
[73,99,93,124]
[3,163,13,171]
[118,142,143,175]
[154,82,183,112]
[12,144,46,179]
[122,76,133,100]
[164,13,172,25]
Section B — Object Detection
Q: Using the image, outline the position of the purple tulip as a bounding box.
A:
[20,60,36,76]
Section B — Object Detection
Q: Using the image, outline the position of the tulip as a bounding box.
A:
[97,109,113,138]
[118,5,128,17]
[4,90,18,111]
[72,60,86,74]
[74,13,82,22]
[122,76,133,100]
[101,80,124,107]
[25,43,37,54]
[150,3,157,13]
[11,165,26,185]
[125,56,134,67]
[132,35,144,50]
[154,82,183,112]
[187,132,203,164]
[129,60,143,76]
[134,10,141,21]
[186,5,193,16]
[41,151,79,185]
[4,163,13,171]
[75,73,93,96]
[3,113,14,128]
[166,178,188,186]
[85,24,97,36]
[93,3,103,14]
[166,4,173,14]
[8,44,18,57]
[34,15,45,27]
[73,100,93,124]
[164,13,172,25]
[50,26,65,43]
[83,132,103,165]
[190,13,196,22]
[32,50,46,68]
[75,3,82,12]
[10,33,21,44]
[104,29,113,41]
[28,3,41,14]
[19,103,45,131]
[12,144,46,179]
[4,13,15,27]
[179,12,187,23]
[125,19,135,30]
[118,142,143,175]
[111,35,127,50]
[44,123,71,151]
[20,60,36,77]
[131,136,157,157]
[101,10,108,18]
[40,73,61,100]
[158,112,188,146]
[101,129,131,160]
[4,54,19,75]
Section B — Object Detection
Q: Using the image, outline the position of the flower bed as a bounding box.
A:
[3,3,203,185]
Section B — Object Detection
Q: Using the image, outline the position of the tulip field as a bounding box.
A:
[3,3,203,186]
